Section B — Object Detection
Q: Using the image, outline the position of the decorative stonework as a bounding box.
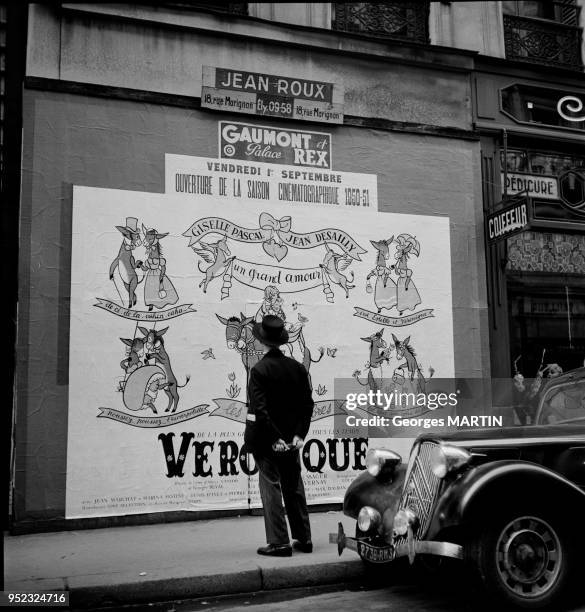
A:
[507,231,585,273]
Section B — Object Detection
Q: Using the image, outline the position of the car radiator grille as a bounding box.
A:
[397,441,442,539]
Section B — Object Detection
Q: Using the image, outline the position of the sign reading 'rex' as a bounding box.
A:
[220,121,332,169]
[202,66,344,124]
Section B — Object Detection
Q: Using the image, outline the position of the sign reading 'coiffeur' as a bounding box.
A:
[486,197,531,245]
[201,66,344,124]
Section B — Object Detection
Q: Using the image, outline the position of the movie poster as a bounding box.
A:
[66,150,453,518]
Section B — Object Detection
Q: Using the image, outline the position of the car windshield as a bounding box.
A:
[538,380,585,425]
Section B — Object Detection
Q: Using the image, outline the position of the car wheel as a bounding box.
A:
[468,509,572,609]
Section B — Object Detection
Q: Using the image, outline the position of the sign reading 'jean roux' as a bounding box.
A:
[201,66,344,124]
[486,198,531,245]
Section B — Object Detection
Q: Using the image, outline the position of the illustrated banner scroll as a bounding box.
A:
[222,258,328,298]
[94,299,196,321]
[183,216,367,260]
[209,398,350,423]
[97,405,209,428]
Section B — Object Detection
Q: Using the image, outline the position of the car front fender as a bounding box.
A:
[426,460,585,540]
[343,463,406,520]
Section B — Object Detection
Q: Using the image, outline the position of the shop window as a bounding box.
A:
[529,152,574,175]
[507,231,585,274]
[503,1,583,70]
[508,274,585,377]
[502,149,530,173]
[332,2,429,43]
[501,148,585,175]
[501,84,585,131]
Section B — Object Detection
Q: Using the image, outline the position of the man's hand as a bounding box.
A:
[272,438,288,453]
[292,436,304,450]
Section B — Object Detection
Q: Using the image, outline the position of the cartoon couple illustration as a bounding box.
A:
[109,217,179,311]
[366,233,421,315]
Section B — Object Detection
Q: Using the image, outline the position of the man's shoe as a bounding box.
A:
[257,543,292,557]
[292,540,313,553]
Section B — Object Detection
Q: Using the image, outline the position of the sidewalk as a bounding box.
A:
[4,512,363,609]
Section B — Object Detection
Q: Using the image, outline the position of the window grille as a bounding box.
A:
[503,1,583,70]
[332,2,429,43]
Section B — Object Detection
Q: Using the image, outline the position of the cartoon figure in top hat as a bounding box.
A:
[366,237,397,314]
[109,217,143,309]
[138,225,179,311]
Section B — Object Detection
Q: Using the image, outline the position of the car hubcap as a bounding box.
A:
[496,516,562,598]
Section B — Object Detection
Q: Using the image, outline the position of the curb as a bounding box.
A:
[68,559,365,609]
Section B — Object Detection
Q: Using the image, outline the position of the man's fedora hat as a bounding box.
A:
[252,315,289,347]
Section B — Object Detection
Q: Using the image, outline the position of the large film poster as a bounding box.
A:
[66,155,454,518]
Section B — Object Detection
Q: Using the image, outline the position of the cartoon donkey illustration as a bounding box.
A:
[139,326,190,413]
[109,217,143,309]
[216,314,264,384]
[119,336,146,376]
[353,329,392,393]
[366,237,397,313]
[362,328,391,369]
[192,236,235,293]
[392,334,428,394]
[216,312,323,390]
[320,244,355,298]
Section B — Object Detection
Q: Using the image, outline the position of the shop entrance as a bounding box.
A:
[508,274,585,377]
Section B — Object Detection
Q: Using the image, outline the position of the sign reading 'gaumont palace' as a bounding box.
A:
[202,66,344,124]
[219,121,332,169]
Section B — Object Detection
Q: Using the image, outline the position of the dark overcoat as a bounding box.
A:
[245,348,314,454]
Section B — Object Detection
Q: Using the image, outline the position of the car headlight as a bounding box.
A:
[357,506,382,533]
[393,508,419,536]
[430,444,472,478]
[366,448,402,478]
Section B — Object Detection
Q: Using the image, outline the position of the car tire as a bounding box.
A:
[467,506,573,610]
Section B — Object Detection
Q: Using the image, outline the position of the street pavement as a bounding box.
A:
[166,584,585,612]
[174,584,481,612]
[7,512,585,612]
[5,511,362,609]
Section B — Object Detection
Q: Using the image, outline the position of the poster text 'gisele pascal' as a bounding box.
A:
[158,433,368,477]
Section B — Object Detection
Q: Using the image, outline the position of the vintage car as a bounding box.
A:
[330,369,585,609]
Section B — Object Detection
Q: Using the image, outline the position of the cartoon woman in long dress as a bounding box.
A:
[366,238,397,313]
[140,226,179,311]
[393,234,421,315]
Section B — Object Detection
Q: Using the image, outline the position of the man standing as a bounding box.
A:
[245,315,314,557]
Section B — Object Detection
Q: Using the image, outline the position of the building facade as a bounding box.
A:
[7,2,583,531]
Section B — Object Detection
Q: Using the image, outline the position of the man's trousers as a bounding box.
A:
[253,449,312,545]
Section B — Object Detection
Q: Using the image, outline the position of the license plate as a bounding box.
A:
[357,541,394,563]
